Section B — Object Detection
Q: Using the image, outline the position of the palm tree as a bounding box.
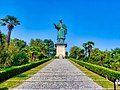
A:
[87,41,95,58]
[82,42,87,55]
[29,46,38,62]
[82,41,94,60]
[0,15,20,50]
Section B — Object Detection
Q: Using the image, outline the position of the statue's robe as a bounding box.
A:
[57,23,67,41]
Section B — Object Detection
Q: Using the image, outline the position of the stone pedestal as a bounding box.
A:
[55,43,67,58]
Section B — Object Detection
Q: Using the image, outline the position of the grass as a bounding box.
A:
[0,59,53,89]
[70,60,120,90]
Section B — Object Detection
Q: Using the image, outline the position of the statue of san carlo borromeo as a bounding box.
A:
[54,19,67,43]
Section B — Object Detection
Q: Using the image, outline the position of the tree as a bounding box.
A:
[111,48,120,70]
[29,38,50,61]
[69,46,80,59]
[0,30,4,46]
[12,38,27,50]
[11,51,28,66]
[0,30,6,49]
[29,46,39,62]
[30,38,45,51]
[78,49,85,60]
[82,42,87,55]
[87,41,95,58]
[89,48,101,64]
[44,39,54,56]
[0,31,7,68]
[99,51,105,66]
[111,48,120,57]
[0,15,20,49]
[82,41,95,60]
[65,51,68,58]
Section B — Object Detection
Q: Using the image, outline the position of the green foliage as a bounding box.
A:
[69,41,120,71]
[0,30,53,69]
[11,51,28,66]
[38,52,48,60]
[27,46,39,62]
[69,46,85,60]
[28,38,55,61]
[30,38,45,50]
[70,58,120,82]
[82,41,95,58]
[29,38,49,60]
[12,38,27,50]
[0,15,54,71]
[89,48,102,65]
[0,15,20,48]
[0,31,7,68]
[69,46,80,58]
[44,39,55,56]
[0,15,20,27]
[0,58,51,82]
[89,48,120,70]
[0,30,6,46]
[65,51,68,58]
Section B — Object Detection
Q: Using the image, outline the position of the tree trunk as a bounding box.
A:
[117,66,120,72]
[7,29,12,50]
[88,51,90,58]
[101,61,103,66]
[31,53,35,62]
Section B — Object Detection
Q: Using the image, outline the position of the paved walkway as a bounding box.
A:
[13,59,103,90]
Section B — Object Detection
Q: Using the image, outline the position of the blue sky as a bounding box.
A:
[0,0,120,51]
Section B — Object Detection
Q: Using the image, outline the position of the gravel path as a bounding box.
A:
[13,59,104,90]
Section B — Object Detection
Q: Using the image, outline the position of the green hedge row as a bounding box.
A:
[70,58,120,81]
[0,58,51,82]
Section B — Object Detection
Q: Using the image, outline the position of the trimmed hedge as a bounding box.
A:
[70,58,120,82]
[0,58,51,82]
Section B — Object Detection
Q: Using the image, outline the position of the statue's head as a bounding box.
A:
[59,19,62,23]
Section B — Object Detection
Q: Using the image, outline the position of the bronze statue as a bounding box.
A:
[54,19,67,43]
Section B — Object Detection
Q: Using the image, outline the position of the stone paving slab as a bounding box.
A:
[13,59,104,90]
[13,81,102,90]
[33,72,85,76]
[26,75,92,81]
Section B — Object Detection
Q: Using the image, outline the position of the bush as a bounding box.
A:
[54,56,59,59]
[38,52,48,60]
[12,51,29,66]
[0,58,51,82]
[70,58,120,82]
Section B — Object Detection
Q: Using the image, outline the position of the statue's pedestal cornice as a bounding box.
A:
[55,43,67,47]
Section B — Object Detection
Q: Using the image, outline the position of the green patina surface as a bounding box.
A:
[54,19,67,43]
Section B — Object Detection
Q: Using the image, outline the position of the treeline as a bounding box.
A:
[0,15,55,69]
[0,31,55,69]
[69,41,120,71]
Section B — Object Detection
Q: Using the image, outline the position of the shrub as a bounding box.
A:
[38,52,48,60]
[0,58,51,82]
[70,58,120,82]
[12,51,29,66]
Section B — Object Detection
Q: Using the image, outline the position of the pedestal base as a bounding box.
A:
[55,43,67,58]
